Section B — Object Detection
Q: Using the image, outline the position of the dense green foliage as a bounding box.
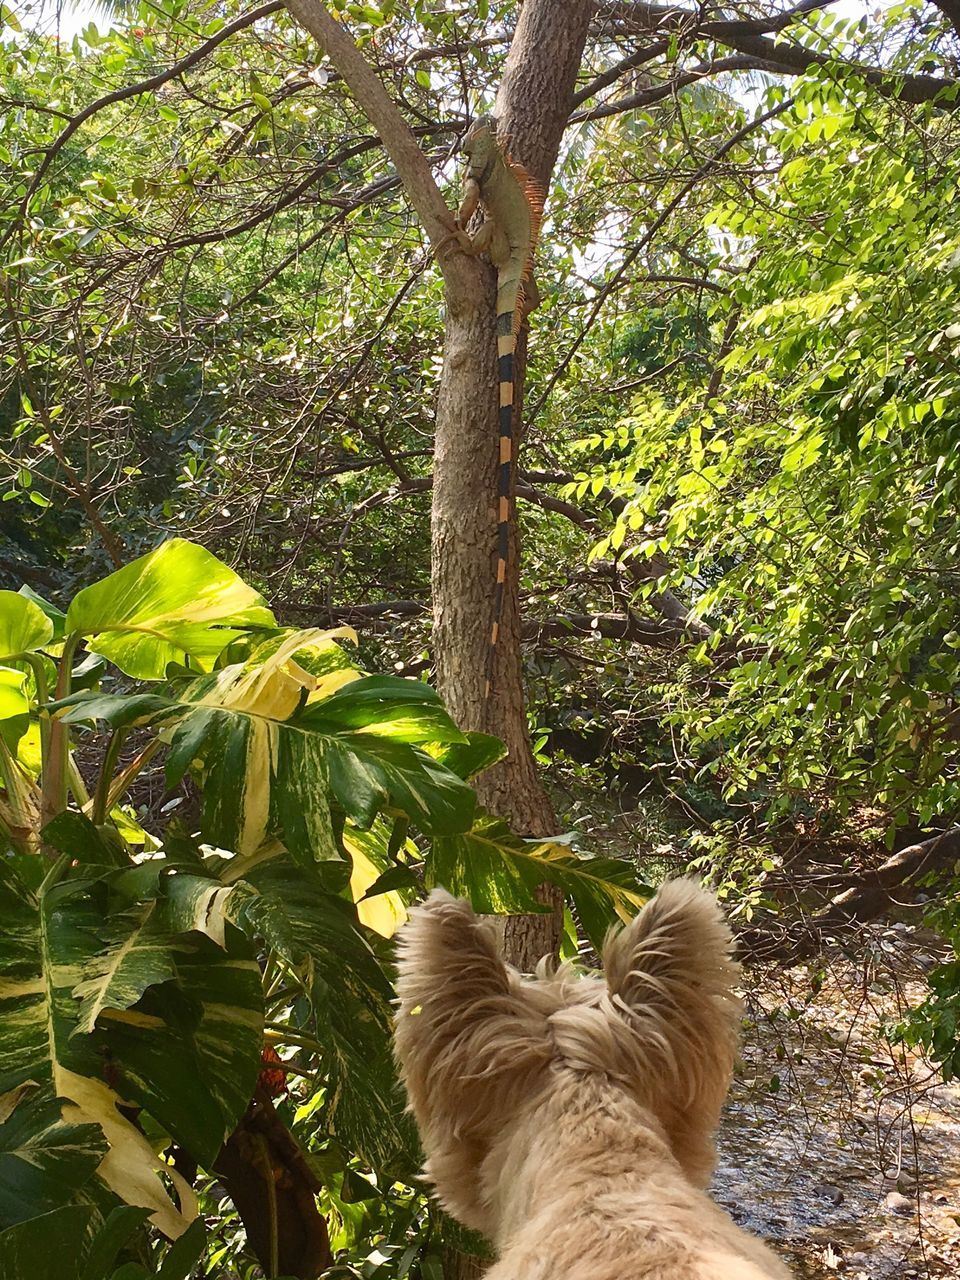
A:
[4,0,960,1273]
[0,538,646,1274]
[593,73,960,829]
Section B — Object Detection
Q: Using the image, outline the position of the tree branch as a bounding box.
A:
[531,97,793,423]
[0,1,286,251]
[303,598,691,649]
[738,827,960,965]
[601,0,958,106]
[284,0,466,260]
[571,56,759,122]
[516,482,709,634]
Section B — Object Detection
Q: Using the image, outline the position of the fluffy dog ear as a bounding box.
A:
[393,888,547,1233]
[602,879,741,1185]
[394,887,511,1023]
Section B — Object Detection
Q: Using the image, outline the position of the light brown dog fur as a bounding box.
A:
[394,880,793,1279]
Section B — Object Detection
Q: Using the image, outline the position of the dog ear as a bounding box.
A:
[393,888,546,1232]
[602,879,741,1184]
[394,886,511,1015]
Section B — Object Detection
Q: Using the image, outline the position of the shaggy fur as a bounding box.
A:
[394,881,793,1279]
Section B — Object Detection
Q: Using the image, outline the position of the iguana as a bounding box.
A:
[454,115,543,700]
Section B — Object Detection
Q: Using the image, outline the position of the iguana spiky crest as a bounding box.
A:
[456,115,544,702]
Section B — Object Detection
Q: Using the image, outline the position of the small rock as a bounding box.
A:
[884,1191,915,1217]
[815,1183,845,1205]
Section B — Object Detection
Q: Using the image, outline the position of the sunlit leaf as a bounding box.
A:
[65,540,275,679]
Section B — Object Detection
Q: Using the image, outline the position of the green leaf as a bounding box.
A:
[0,1205,94,1279]
[0,3,24,32]
[66,870,263,1167]
[430,815,651,951]
[79,1205,152,1280]
[0,591,53,661]
[156,1217,205,1279]
[430,730,506,780]
[0,865,212,1231]
[41,811,126,868]
[301,675,467,745]
[65,539,275,679]
[58,663,477,860]
[237,861,414,1169]
[0,667,29,748]
[17,587,66,643]
[0,1090,105,1229]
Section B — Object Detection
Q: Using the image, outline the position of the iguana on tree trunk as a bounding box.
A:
[455,116,543,700]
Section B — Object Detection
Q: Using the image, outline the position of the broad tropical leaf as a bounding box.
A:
[0,866,193,1236]
[65,539,276,679]
[0,667,29,748]
[66,867,264,1167]
[432,730,507,780]
[0,590,53,661]
[78,1205,152,1280]
[16,587,66,644]
[343,821,410,937]
[0,1089,105,1229]
[57,667,476,860]
[236,861,415,1170]
[0,1205,94,1280]
[429,815,651,951]
[0,859,260,1231]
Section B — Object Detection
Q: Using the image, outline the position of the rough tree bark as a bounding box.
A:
[433,0,595,969]
[282,11,598,1274]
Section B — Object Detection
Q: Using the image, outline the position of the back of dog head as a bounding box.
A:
[393,880,741,1228]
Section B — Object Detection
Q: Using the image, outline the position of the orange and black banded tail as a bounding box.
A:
[484,307,519,700]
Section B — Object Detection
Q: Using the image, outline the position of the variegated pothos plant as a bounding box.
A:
[0,538,649,1277]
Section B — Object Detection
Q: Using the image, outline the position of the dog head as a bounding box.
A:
[393,880,741,1234]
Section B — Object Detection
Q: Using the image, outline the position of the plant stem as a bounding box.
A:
[22,652,50,762]
[105,737,162,812]
[39,632,80,849]
[263,1024,325,1055]
[93,728,127,826]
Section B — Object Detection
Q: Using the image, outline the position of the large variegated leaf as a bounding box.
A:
[234,861,415,1170]
[429,815,652,951]
[0,866,193,1237]
[431,730,507,781]
[66,866,263,1167]
[65,539,276,679]
[0,1089,105,1229]
[0,739,41,853]
[0,590,54,661]
[300,674,469,743]
[57,669,476,861]
[0,860,262,1231]
[343,821,410,937]
[0,1205,94,1280]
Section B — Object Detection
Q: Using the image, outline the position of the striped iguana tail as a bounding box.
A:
[457,116,543,701]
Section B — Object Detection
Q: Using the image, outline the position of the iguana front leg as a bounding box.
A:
[432,215,473,262]
[457,174,482,228]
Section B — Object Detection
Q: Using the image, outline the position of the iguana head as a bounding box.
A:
[461,115,499,177]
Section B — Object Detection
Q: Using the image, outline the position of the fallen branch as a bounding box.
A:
[738,827,960,965]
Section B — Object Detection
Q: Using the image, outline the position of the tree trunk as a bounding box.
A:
[432,0,594,971]
[284,5,596,1271]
